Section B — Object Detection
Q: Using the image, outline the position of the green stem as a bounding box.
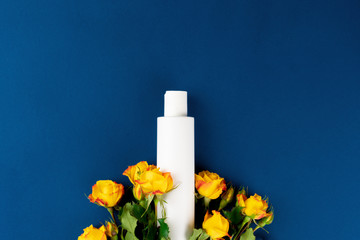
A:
[234,218,251,240]
[240,217,250,230]
[154,196,159,223]
[120,228,124,240]
[111,235,119,240]
[253,225,269,234]
[204,197,211,209]
[107,207,117,226]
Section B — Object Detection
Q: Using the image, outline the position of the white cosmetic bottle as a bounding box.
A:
[157,91,195,240]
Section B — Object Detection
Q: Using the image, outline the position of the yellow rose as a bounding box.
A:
[123,161,151,185]
[78,225,106,240]
[195,171,227,199]
[202,210,230,239]
[123,161,159,200]
[136,168,173,196]
[123,161,172,196]
[88,180,124,208]
[237,193,269,220]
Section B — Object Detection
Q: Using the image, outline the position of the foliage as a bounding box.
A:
[78,164,274,240]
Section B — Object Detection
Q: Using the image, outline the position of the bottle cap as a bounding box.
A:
[164,91,187,117]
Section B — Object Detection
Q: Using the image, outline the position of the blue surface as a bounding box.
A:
[1,0,359,239]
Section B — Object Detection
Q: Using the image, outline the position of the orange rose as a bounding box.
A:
[88,180,124,208]
[195,171,227,199]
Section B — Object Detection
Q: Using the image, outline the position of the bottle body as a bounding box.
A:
[157,116,195,240]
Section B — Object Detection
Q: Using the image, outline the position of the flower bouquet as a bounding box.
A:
[78,161,274,240]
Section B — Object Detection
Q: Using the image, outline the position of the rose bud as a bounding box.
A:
[236,188,247,207]
[257,211,274,228]
[219,186,234,210]
[133,183,144,201]
[105,221,119,237]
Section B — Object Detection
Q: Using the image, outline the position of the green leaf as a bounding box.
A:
[158,218,170,240]
[224,206,243,225]
[120,203,138,234]
[117,207,124,221]
[132,203,147,224]
[124,232,139,240]
[141,195,155,217]
[189,229,209,240]
[146,195,155,210]
[240,228,255,240]
[222,210,231,221]
[144,224,156,240]
[189,229,202,240]
[239,216,251,230]
[198,231,210,240]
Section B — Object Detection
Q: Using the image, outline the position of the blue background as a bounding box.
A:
[1,0,359,239]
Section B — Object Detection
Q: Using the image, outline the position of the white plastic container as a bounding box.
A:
[157,91,195,240]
